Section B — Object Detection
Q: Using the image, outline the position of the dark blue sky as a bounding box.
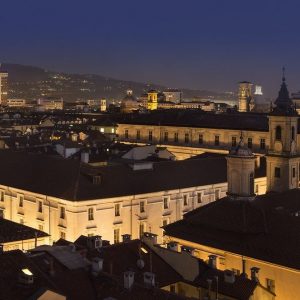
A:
[1,0,300,97]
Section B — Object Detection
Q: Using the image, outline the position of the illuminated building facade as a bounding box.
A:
[0,71,8,106]
[238,81,254,112]
[147,89,158,110]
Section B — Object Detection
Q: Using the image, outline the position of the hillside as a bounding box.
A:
[0,63,234,102]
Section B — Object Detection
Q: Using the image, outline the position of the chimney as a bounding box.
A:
[167,242,179,252]
[142,232,157,245]
[181,245,195,256]
[19,268,34,285]
[250,267,260,282]
[122,234,131,242]
[124,271,135,289]
[224,269,235,284]
[91,257,103,276]
[87,235,102,250]
[208,255,217,269]
[143,271,155,288]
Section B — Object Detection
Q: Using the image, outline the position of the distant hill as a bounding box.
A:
[0,63,234,102]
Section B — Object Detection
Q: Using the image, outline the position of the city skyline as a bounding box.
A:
[1,0,300,97]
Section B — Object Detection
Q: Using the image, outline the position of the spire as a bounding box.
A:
[272,67,296,115]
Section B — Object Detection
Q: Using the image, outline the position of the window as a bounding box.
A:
[0,191,4,202]
[292,126,295,140]
[38,224,44,231]
[163,197,169,209]
[249,173,254,194]
[115,204,120,217]
[292,167,296,178]
[139,223,145,238]
[136,130,140,140]
[183,195,188,206]
[93,175,101,185]
[170,285,176,293]
[248,138,252,149]
[60,231,66,240]
[38,201,43,213]
[0,210,4,218]
[60,207,65,219]
[174,132,178,143]
[164,131,168,142]
[199,134,203,145]
[232,136,237,147]
[215,189,220,200]
[275,167,281,178]
[197,192,202,204]
[275,126,281,140]
[260,138,266,150]
[266,278,275,293]
[255,184,259,194]
[88,207,94,221]
[184,133,189,144]
[148,130,153,141]
[140,201,145,213]
[214,135,220,146]
[20,219,24,225]
[125,129,129,139]
[162,219,168,227]
[19,196,24,208]
[114,228,120,244]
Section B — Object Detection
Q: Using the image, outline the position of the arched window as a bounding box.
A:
[275,126,282,140]
[291,126,295,141]
[249,173,254,195]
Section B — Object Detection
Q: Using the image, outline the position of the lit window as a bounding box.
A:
[88,207,94,221]
[266,278,275,293]
[275,167,281,178]
[183,195,188,206]
[38,201,43,213]
[100,128,104,133]
[19,196,24,208]
[114,228,120,244]
[140,201,145,213]
[163,197,169,209]
[115,204,120,217]
[60,207,65,219]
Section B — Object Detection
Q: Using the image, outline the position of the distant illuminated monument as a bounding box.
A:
[238,81,253,112]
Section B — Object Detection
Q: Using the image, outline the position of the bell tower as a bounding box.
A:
[226,134,256,200]
[266,69,300,192]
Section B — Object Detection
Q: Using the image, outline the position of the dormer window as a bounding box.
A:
[275,126,282,140]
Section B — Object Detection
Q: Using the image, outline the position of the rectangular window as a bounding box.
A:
[255,184,259,194]
[163,197,169,209]
[199,134,203,145]
[164,132,168,142]
[38,201,43,213]
[174,132,178,143]
[19,196,24,208]
[0,191,4,202]
[184,133,189,144]
[88,207,94,221]
[275,167,281,178]
[139,223,145,238]
[260,138,266,150]
[148,130,152,142]
[114,228,120,244]
[292,167,296,178]
[232,136,237,147]
[125,129,129,139]
[183,195,188,206]
[266,278,275,293]
[215,189,220,200]
[38,224,44,231]
[60,207,65,219]
[115,204,120,216]
[197,192,202,204]
[215,135,220,146]
[162,219,168,227]
[136,130,140,140]
[140,201,145,213]
[248,138,253,149]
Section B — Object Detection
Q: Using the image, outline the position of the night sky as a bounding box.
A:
[1,0,300,97]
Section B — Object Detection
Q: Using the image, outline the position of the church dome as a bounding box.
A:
[229,136,254,158]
